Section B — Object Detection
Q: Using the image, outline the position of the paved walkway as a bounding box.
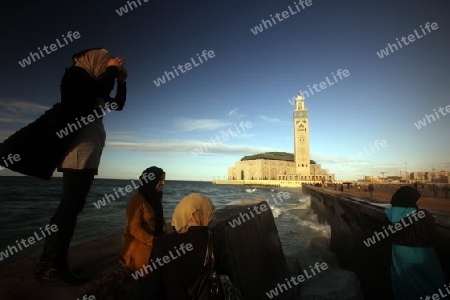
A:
[324,184,450,213]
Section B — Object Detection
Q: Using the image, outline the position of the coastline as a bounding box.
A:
[0,198,364,299]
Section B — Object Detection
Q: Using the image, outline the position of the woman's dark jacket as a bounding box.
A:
[0,66,126,180]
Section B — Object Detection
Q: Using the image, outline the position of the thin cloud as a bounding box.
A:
[174,118,233,131]
[0,117,33,124]
[106,139,276,156]
[107,131,142,141]
[0,99,49,125]
[0,99,49,115]
[228,108,244,118]
[0,130,15,142]
[259,115,283,123]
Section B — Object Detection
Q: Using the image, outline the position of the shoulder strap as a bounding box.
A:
[203,230,215,269]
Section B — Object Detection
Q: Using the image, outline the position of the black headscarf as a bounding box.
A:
[138,166,165,237]
[390,186,421,208]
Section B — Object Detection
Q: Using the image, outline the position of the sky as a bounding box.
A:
[1,0,449,181]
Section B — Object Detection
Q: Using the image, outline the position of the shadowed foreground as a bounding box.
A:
[0,201,295,300]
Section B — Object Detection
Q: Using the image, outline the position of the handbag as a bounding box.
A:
[187,231,243,300]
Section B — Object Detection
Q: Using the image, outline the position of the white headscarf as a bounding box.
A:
[73,48,112,79]
[171,193,215,234]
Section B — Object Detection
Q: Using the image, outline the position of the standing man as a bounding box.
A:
[432,184,439,198]
[368,184,374,199]
[442,185,449,199]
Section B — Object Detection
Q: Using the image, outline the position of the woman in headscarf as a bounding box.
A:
[120,167,167,272]
[34,48,127,285]
[147,193,232,299]
[384,186,445,299]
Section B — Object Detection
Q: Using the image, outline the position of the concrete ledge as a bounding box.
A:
[213,179,320,187]
[303,186,450,300]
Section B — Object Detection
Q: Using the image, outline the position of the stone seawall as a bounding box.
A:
[303,186,450,300]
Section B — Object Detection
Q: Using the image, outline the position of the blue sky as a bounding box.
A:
[1,0,449,181]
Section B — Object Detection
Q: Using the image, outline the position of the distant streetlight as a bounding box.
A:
[371,165,374,183]
[404,162,407,182]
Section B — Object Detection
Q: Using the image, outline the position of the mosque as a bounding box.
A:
[222,92,334,186]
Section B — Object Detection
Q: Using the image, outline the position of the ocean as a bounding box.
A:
[0,176,330,265]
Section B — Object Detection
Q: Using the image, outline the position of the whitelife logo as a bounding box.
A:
[93,172,155,209]
[228,192,291,228]
[191,121,253,157]
[56,102,118,139]
[414,104,450,129]
[287,69,350,105]
[131,243,193,279]
[77,296,95,300]
[153,50,215,87]
[228,202,268,228]
[250,0,313,35]
[0,153,21,171]
[0,224,58,261]
[265,261,328,298]
[115,0,148,16]
[420,283,450,300]
[376,22,439,59]
[18,31,81,68]
[363,210,425,247]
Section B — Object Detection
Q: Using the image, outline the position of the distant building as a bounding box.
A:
[409,171,449,183]
[227,92,334,183]
[364,176,380,182]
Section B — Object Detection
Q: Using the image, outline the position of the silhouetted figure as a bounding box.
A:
[368,184,374,199]
[34,48,127,286]
[432,184,439,197]
[442,185,450,199]
[384,186,445,299]
[413,182,418,189]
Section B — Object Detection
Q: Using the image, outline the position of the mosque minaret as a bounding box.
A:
[293,91,310,176]
[222,91,334,186]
